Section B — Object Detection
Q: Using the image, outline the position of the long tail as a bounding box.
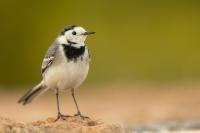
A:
[18,81,47,105]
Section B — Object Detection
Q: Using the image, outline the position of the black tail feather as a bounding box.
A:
[18,82,47,105]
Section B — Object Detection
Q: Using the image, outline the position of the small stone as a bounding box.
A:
[46,117,56,123]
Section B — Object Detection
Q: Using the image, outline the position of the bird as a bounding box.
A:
[18,25,95,120]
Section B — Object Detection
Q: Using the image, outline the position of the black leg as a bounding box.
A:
[71,89,89,119]
[71,89,81,115]
[55,88,68,121]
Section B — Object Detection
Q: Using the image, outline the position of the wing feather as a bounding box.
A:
[41,41,59,76]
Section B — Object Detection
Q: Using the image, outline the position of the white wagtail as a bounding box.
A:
[18,25,95,120]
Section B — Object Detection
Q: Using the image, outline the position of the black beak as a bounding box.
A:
[83,31,95,35]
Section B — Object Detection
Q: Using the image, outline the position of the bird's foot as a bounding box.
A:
[74,112,90,120]
[55,112,70,121]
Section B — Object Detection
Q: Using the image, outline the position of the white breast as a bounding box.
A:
[43,45,90,91]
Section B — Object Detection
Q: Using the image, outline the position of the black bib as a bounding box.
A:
[62,44,85,62]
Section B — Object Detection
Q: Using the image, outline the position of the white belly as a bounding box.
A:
[43,46,90,91]
[44,60,89,91]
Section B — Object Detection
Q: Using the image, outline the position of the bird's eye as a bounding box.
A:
[72,31,77,35]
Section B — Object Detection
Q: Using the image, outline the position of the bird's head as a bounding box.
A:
[58,25,95,45]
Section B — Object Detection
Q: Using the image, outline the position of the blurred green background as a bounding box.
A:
[0,0,200,87]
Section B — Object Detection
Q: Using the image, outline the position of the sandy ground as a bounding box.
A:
[0,116,125,133]
[0,83,200,127]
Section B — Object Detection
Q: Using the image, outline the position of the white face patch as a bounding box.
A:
[63,27,87,44]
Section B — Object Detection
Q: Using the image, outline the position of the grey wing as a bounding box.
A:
[41,41,59,76]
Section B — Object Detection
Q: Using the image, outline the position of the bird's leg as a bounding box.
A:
[72,90,81,116]
[71,89,89,119]
[55,88,68,121]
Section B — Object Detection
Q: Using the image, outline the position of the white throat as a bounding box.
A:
[57,36,85,48]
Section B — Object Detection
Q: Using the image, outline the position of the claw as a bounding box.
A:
[55,113,70,121]
[74,112,90,120]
